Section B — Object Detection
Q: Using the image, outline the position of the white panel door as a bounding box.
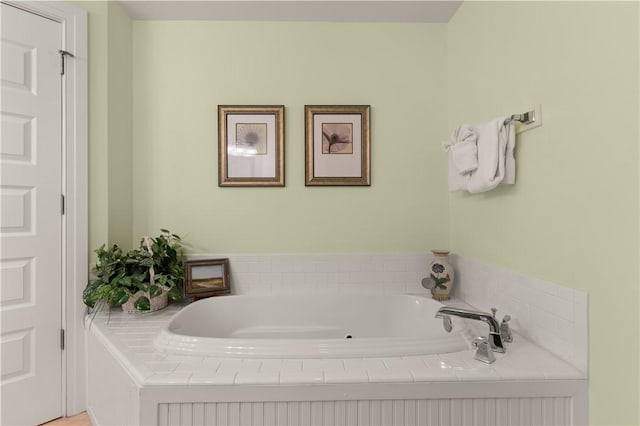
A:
[1,3,64,425]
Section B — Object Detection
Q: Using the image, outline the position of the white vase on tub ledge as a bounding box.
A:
[429,250,455,301]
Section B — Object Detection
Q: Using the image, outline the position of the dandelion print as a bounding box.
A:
[236,123,267,154]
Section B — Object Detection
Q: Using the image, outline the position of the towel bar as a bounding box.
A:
[509,110,536,125]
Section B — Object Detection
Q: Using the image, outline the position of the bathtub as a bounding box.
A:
[154,294,473,358]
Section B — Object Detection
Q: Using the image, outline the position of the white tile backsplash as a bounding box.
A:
[448,254,588,374]
[188,253,430,296]
[186,252,588,373]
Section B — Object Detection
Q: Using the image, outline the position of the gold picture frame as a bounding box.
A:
[184,258,230,299]
[218,105,285,187]
[305,105,370,186]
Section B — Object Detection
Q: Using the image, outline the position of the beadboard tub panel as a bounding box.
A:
[156,396,578,426]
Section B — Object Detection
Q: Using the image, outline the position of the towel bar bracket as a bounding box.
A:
[510,110,535,125]
[510,105,542,133]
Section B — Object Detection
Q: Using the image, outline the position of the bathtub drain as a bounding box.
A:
[344,334,353,339]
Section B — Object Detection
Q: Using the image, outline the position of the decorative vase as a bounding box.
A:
[121,288,168,313]
[429,250,454,301]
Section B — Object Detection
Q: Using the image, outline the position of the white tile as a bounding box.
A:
[235,371,280,385]
[218,359,251,372]
[189,371,236,385]
[248,261,272,273]
[175,360,218,373]
[343,358,386,373]
[302,359,344,372]
[324,369,369,384]
[367,369,413,383]
[313,261,340,273]
[383,259,407,272]
[281,359,303,371]
[280,370,324,384]
[304,272,329,286]
[146,372,192,385]
[147,361,179,373]
[259,359,284,372]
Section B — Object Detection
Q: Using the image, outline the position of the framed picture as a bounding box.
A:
[218,105,285,187]
[305,105,370,186]
[184,258,230,299]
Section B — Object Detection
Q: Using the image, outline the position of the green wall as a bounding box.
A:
[131,22,450,252]
[106,1,133,249]
[75,0,132,256]
[78,1,639,423]
[447,2,639,424]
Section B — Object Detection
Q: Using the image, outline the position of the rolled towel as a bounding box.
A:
[443,125,478,175]
[452,126,479,175]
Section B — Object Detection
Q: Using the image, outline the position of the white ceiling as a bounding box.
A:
[117,0,463,23]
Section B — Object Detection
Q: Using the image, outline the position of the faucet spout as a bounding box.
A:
[435,306,506,353]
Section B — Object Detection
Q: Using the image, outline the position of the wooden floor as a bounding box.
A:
[42,412,91,426]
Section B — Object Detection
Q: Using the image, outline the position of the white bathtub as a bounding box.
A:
[154,294,473,358]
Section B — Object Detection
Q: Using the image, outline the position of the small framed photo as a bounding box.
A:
[305,105,370,186]
[218,105,285,187]
[184,258,230,299]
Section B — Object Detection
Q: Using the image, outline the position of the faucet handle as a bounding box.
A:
[472,336,496,364]
[500,315,513,343]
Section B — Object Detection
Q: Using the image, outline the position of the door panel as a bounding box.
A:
[1,3,63,425]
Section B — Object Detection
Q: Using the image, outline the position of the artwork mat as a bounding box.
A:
[218,105,285,187]
[305,105,370,186]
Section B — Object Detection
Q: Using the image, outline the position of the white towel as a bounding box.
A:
[442,125,478,175]
[445,116,516,193]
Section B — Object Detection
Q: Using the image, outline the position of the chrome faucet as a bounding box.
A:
[435,306,511,355]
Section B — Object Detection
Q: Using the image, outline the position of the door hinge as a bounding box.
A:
[60,194,65,215]
[60,329,65,350]
[59,49,75,76]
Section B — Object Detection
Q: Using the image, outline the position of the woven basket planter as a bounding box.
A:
[121,288,168,313]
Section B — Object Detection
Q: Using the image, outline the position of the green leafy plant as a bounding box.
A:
[83,229,184,311]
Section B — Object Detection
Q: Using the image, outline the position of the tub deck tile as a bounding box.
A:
[367,368,413,383]
[280,370,324,384]
[302,359,345,372]
[235,371,281,385]
[146,372,192,385]
[90,303,586,390]
[343,358,386,373]
[410,367,458,381]
[324,369,369,384]
[189,371,236,385]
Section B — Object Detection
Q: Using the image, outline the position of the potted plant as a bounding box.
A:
[83,229,185,312]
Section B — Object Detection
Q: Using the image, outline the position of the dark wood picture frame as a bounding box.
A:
[184,258,231,299]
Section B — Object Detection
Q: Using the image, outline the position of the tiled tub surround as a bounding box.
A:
[85,253,588,425]
[218,253,588,373]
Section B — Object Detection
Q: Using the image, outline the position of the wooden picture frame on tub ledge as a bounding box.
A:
[305,105,370,186]
[218,105,285,187]
[184,258,230,299]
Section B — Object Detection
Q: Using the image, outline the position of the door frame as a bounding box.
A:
[2,0,88,416]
